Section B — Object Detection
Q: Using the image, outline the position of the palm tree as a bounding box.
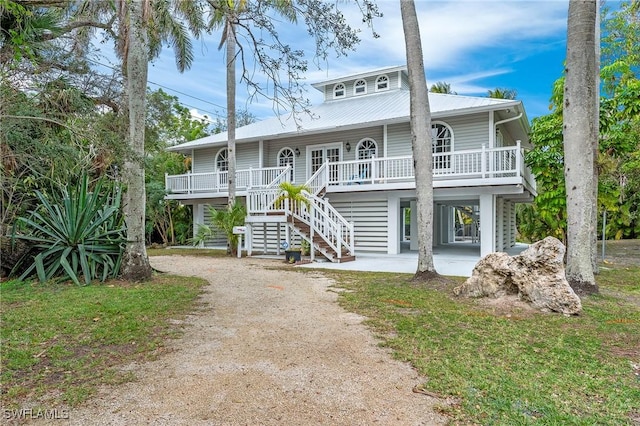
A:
[400,0,439,280]
[563,0,599,294]
[429,81,456,94]
[115,0,205,280]
[207,0,296,209]
[487,88,517,99]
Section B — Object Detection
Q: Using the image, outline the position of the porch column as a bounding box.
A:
[479,194,496,257]
[496,197,504,252]
[246,224,253,256]
[409,200,418,250]
[387,195,400,254]
[194,204,205,247]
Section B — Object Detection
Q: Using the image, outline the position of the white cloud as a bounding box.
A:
[139,0,569,119]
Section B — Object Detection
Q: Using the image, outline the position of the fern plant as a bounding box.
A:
[12,175,125,285]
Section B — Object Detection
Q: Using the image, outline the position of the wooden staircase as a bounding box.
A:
[289,217,355,263]
[246,162,355,263]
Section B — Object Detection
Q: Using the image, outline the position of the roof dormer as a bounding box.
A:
[312,65,408,102]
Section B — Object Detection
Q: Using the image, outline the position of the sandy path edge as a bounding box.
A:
[43,256,448,425]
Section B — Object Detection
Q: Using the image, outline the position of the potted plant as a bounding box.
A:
[276,182,310,262]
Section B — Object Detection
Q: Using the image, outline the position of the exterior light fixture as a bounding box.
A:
[345,142,351,152]
[294,147,300,157]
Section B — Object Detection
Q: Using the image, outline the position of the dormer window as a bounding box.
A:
[354,79,367,95]
[375,75,389,91]
[333,83,346,98]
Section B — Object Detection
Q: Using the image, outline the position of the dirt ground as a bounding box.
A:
[56,256,447,425]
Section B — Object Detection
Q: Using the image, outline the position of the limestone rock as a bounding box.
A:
[454,237,582,315]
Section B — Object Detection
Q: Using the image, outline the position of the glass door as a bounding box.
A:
[307,144,342,183]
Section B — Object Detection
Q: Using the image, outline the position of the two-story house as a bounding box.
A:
[165,65,536,262]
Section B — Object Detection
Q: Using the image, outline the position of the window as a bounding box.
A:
[333,83,346,98]
[278,147,295,182]
[356,138,377,179]
[354,79,367,95]
[375,75,389,91]
[431,122,453,169]
[357,138,377,160]
[216,148,228,171]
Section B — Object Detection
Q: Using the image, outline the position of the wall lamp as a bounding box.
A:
[294,147,300,157]
[345,142,351,152]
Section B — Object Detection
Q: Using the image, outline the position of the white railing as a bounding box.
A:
[266,165,292,188]
[167,145,533,194]
[246,187,283,215]
[166,166,288,194]
[288,190,354,259]
[247,186,354,259]
[323,144,526,186]
[305,161,328,195]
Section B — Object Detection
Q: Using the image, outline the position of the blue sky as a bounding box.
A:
[134,0,573,124]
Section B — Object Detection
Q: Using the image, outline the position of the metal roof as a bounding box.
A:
[169,89,527,153]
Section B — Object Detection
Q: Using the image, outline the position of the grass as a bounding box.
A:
[329,262,640,425]
[0,274,207,408]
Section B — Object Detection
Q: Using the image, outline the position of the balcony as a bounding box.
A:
[165,144,536,199]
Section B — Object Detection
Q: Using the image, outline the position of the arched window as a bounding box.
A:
[216,148,228,171]
[278,147,295,182]
[375,75,389,91]
[356,138,377,179]
[357,138,378,160]
[333,83,346,98]
[431,122,453,169]
[354,79,367,95]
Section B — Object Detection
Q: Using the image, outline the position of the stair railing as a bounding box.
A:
[288,190,354,259]
[305,161,328,195]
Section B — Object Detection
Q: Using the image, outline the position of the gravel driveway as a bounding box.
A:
[63,256,446,425]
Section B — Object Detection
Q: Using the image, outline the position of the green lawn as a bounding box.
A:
[2,243,638,424]
[0,275,207,407]
[330,263,640,425]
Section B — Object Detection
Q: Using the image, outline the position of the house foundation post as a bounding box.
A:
[479,194,496,257]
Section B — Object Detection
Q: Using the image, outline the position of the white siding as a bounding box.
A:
[236,142,260,170]
[328,194,388,253]
[386,113,490,158]
[264,126,384,183]
[193,147,216,173]
[446,113,490,151]
[201,200,230,247]
[386,123,412,157]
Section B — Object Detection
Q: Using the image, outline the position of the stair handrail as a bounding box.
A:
[287,195,341,256]
[293,189,354,258]
[305,161,328,195]
[266,165,292,188]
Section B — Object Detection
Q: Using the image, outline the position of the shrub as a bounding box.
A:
[12,174,125,285]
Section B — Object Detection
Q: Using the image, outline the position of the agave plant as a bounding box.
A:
[12,174,126,285]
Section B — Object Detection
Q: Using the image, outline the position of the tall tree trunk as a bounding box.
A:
[400,0,438,280]
[121,0,153,281]
[226,22,237,208]
[563,0,598,294]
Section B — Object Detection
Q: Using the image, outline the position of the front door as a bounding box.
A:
[308,144,342,182]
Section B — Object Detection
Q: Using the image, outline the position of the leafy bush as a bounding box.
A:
[193,202,246,255]
[12,174,125,285]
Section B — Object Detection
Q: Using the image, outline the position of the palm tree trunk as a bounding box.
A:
[563,0,598,294]
[400,0,438,279]
[121,0,153,281]
[226,22,237,208]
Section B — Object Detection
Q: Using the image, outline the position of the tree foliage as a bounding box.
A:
[520,2,640,244]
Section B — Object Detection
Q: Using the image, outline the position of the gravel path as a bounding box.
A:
[63,256,447,425]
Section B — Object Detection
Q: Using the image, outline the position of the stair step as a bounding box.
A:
[332,255,356,263]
